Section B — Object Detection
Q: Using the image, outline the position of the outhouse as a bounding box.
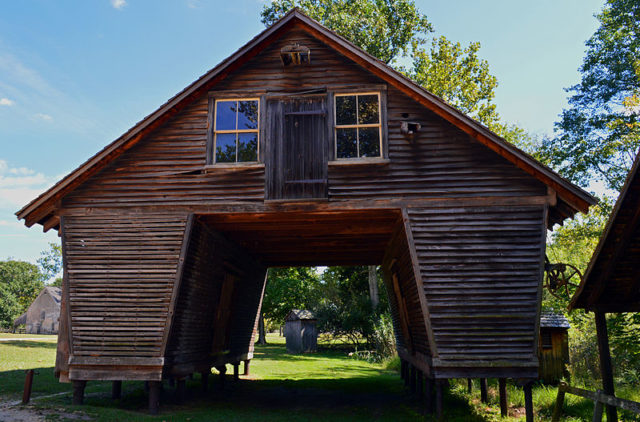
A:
[285,309,317,353]
[13,286,61,335]
[538,311,570,384]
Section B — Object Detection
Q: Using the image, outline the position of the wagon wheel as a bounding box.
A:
[543,256,583,300]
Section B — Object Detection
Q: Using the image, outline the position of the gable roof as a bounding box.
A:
[569,150,640,312]
[286,309,316,321]
[16,9,595,231]
[539,311,570,329]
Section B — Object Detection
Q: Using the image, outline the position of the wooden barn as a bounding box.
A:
[568,149,640,421]
[16,10,595,418]
[13,286,62,335]
[538,311,570,384]
[284,309,317,353]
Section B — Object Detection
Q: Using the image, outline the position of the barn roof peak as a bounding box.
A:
[16,8,595,230]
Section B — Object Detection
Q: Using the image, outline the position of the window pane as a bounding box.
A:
[358,94,379,124]
[216,133,236,162]
[359,127,381,157]
[336,95,356,125]
[237,132,258,162]
[336,128,357,158]
[237,100,258,130]
[215,101,236,131]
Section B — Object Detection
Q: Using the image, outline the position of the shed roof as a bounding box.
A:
[569,150,640,312]
[539,311,570,329]
[286,309,316,321]
[16,9,595,231]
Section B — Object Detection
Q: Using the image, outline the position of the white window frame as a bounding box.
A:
[333,92,383,160]
[213,97,260,164]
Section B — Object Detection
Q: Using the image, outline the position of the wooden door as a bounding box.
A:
[265,96,328,200]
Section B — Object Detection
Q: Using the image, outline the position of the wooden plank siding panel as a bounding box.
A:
[62,214,189,380]
[407,206,546,378]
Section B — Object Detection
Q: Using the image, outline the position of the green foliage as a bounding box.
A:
[261,0,432,64]
[262,267,321,325]
[407,36,499,126]
[0,260,45,329]
[37,242,63,285]
[540,0,640,191]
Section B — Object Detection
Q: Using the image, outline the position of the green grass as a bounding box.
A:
[1,334,639,421]
[0,333,58,340]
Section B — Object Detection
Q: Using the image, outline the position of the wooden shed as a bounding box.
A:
[16,9,595,418]
[13,286,61,335]
[284,309,317,353]
[538,311,570,384]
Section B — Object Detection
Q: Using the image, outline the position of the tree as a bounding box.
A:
[0,260,45,329]
[540,0,640,192]
[259,267,321,343]
[261,0,432,64]
[37,242,63,286]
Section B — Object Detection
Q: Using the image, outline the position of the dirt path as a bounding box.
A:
[0,393,90,422]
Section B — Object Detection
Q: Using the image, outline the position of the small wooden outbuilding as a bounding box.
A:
[285,309,317,353]
[538,311,570,384]
[13,286,61,335]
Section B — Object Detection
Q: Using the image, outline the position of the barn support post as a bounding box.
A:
[243,360,251,375]
[416,370,423,396]
[200,371,209,392]
[148,381,161,415]
[72,380,86,405]
[523,381,534,422]
[111,381,122,400]
[467,378,472,394]
[594,311,618,422]
[404,363,411,388]
[435,380,444,421]
[410,364,417,393]
[499,378,507,417]
[400,359,406,381]
[216,365,227,390]
[424,377,434,414]
[233,362,240,381]
[480,378,488,403]
[176,378,186,403]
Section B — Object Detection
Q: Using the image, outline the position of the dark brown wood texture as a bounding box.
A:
[538,329,569,384]
[266,96,328,200]
[407,206,546,378]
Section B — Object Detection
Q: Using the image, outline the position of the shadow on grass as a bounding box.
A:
[0,367,68,397]
[0,340,57,349]
[37,375,498,422]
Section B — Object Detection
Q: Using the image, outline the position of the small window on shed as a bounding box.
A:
[334,93,382,159]
[213,99,259,163]
[541,331,553,350]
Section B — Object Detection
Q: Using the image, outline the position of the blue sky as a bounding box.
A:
[0,0,603,264]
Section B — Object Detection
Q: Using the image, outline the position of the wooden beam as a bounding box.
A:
[524,382,534,422]
[594,311,618,422]
[499,378,508,417]
[480,378,488,403]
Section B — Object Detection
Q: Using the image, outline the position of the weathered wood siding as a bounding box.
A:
[538,330,569,384]
[407,206,546,377]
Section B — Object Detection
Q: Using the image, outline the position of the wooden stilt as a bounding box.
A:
[72,380,86,405]
[404,363,410,388]
[201,371,209,392]
[499,378,507,417]
[436,380,444,421]
[595,311,618,422]
[148,381,161,415]
[400,359,406,380]
[524,382,533,422]
[416,370,423,396]
[243,360,251,376]
[480,378,488,403]
[22,370,34,404]
[233,362,240,381]
[176,378,186,403]
[467,378,472,394]
[111,380,122,400]
[425,377,434,414]
[216,365,227,390]
[409,365,417,393]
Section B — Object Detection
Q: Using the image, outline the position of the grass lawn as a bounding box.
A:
[1,333,638,421]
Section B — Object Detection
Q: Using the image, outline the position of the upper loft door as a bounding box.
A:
[265,95,328,200]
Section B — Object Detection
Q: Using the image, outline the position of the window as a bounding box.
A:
[213,99,259,163]
[334,93,382,159]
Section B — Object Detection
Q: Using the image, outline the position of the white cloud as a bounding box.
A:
[187,0,201,8]
[0,159,55,208]
[34,112,53,121]
[0,97,13,106]
[111,0,127,10]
